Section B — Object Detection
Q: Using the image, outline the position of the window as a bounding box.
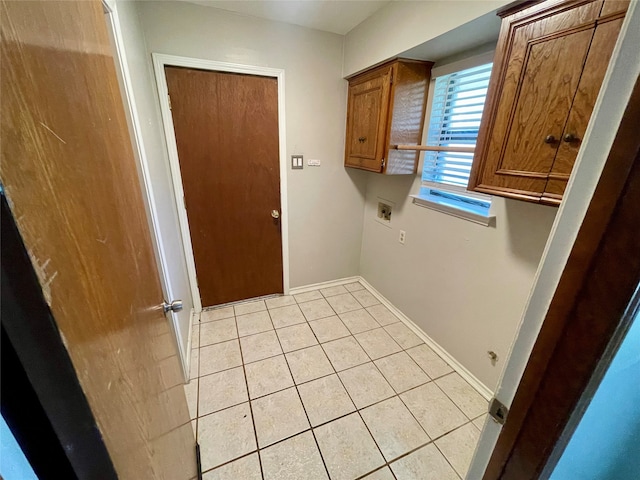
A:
[412,58,495,225]
[423,63,492,187]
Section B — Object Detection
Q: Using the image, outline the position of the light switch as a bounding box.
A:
[291,155,303,169]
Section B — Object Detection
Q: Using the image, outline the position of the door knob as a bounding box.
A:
[563,133,578,143]
[544,135,557,144]
[163,299,183,313]
[271,210,280,219]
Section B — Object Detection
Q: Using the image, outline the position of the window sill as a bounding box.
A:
[411,189,495,226]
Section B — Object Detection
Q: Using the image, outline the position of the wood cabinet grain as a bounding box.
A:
[345,59,433,174]
[469,0,627,205]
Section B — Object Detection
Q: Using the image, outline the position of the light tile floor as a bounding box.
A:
[186,281,489,480]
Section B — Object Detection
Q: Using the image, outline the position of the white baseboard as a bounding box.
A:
[289,276,361,296]
[358,277,494,401]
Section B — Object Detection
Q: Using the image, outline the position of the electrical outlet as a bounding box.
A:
[399,230,406,244]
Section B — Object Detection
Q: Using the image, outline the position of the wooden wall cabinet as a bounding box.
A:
[468,0,628,205]
[344,59,433,174]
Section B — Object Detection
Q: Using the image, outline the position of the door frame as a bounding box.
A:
[102,1,190,381]
[152,53,290,312]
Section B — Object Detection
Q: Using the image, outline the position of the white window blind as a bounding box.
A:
[422,63,493,187]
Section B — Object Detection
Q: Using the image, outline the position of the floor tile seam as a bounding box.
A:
[353,438,437,480]
[272,318,308,329]
[199,334,241,349]
[200,422,333,478]
[274,328,321,355]
[196,338,446,386]
[200,415,467,480]
[302,310,340,322]
[197,397,249,419]
[354,417,475,480]
[196,360,246,380]
[293,295,323,305]
[237,329,266,480]
[241,348,284,367]
[319,290,348,299]
[429,419,480,444]
[429,375,483,422]
[199,449,259,477]
[198,369,471,474]
[361,354,433,445]
[352,328,404,358]
[318,342,365,374]
[371,350,433,394]
[197,315,235,325]
[266,313,332,479]
[326,354,389,473]
[432,439,465,479]
[395,380,449,441]
[333,305,367,316]
[401,344,461,382]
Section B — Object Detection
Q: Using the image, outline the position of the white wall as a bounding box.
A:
[136,1,368,289]
[343,0,509,76]
[110,0,193,368]
[360,175,556,390]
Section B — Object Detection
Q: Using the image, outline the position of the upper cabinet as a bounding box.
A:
[468,0,628,205]
[345,59,433,174]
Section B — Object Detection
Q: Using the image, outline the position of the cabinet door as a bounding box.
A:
[345,68,392,172]
[544,17,625,201]
[471,1,603,201]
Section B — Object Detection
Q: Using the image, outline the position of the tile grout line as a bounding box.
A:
[268,305,335,480]
[323,331,393,478]
[235,314,266,480]
[196,286,486,478]
[315,294,467,478]
[306,300,397,477]
[366,340,473,479]
[194,333,475,423]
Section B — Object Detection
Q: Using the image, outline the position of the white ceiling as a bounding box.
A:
[182,0,391,35]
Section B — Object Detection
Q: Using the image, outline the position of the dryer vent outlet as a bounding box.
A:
[378,202,392,223]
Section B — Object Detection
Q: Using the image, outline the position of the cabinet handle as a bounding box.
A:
[563,133,578,143]
[358,136,366,143]
[544,135,557,144]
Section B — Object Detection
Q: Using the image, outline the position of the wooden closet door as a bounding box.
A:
[0,1,196,478]
[345,67,392,172]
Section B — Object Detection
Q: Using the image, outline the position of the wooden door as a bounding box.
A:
[165,67,283,307]
[345,66,392,172]
[544,16,624,201]
[0,1,196,479]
